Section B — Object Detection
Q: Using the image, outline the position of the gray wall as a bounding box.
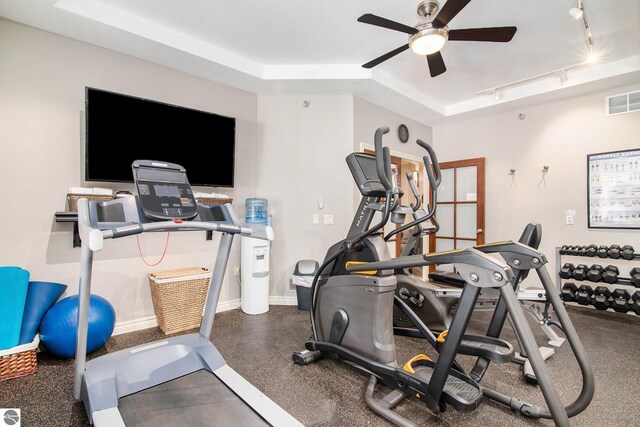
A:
[256,95,355,299]
[0,19,258,324]
[433,82,640,280]
[353,97,434,157]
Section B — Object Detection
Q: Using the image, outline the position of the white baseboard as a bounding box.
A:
[269,296,298,306]
[113,298,241,336]
[217,298,241,312]
[113,315,158,336]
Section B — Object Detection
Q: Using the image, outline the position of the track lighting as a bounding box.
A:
[559,70,568,83]
[575,0,598,64]
[477,0,600,99]
[569,8,583,20]
[569,5,583,20]
[477,60,594,99]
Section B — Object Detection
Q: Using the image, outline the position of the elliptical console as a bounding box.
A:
[132,160,198,221]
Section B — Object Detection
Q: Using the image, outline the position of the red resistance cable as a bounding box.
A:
[136,232,171,266]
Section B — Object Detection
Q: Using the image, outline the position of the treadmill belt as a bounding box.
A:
[119,369,269,426]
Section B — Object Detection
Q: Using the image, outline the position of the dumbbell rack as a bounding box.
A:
[555,246,640,315]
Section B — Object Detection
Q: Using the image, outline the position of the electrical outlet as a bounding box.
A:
[233,265,240,276]
[566,215,574,225]
[324,214,334,225]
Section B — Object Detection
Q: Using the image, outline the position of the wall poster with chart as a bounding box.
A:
[588,148,640,229]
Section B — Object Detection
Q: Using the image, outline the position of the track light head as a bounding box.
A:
[587,51,599,64]
[569,7,583,20]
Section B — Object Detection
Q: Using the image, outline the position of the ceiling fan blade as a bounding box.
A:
[448,27,517,42]
[426,51,446,77]
[362,44,410,68]
[357,14,418,35]
[433,0,471,28]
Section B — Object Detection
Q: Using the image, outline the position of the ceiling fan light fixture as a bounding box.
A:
[358,1,516,77]
[409,26,448,55]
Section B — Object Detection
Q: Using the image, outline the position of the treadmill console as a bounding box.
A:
[132,160,198,221]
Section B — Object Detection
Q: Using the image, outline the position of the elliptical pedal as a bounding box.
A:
[402,355,483,413]
[436,331,514,364]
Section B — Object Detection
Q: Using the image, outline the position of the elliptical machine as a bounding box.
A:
[386,159,565,384]
[293,127,594,427]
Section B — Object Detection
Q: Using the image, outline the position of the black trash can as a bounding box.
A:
[292,260,318,311]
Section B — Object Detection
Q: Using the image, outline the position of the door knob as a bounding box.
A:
[477,228,483,234]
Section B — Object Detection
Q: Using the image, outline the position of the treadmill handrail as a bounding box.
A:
[76,198,274,252]
[103,221,253,239]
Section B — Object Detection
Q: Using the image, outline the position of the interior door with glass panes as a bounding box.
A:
[429,158,485,272]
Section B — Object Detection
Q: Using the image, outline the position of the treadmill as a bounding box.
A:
[73,160,302,426]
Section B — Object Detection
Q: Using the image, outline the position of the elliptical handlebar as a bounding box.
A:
[417,139,441,187]
[406,171,421,211]
[375,127,393,191]
[383,138,441,243]
[423,156,437,193]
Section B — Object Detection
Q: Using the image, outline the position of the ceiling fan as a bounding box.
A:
[358,0,517,77]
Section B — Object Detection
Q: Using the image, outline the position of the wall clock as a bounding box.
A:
[398,124,409,143]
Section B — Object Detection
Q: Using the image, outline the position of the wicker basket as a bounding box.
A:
[196,197,233,206]
[67,194,115,212]
[0,335,39,382]
[148,267,212,335]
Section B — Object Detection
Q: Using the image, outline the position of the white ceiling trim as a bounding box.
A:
[370,69,447,116]
[262,64,370,80]
[55,0,263,77]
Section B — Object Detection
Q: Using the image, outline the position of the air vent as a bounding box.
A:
[606,90,640,116]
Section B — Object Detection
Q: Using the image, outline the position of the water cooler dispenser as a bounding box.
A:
[241,198,271,315]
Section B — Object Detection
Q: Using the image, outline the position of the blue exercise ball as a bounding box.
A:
[40,294,115,358]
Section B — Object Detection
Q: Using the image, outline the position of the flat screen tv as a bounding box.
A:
[85,87,235,187]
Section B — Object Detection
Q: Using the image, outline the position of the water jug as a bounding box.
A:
[245,198,268,225]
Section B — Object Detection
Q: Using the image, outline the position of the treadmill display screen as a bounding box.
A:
[154,184,181,198]
[132,160,199,221]
[138,167,186,184]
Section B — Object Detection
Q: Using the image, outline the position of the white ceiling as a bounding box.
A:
[1,0,639,125]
